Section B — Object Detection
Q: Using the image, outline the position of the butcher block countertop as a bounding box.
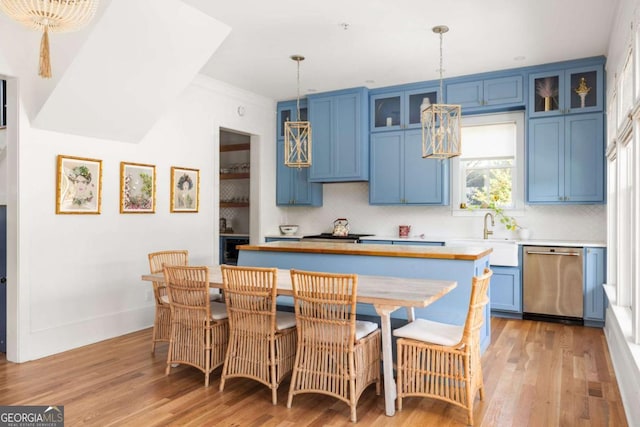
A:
[238,241,492,261]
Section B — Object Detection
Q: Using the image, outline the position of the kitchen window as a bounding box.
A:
[451,111,525,215]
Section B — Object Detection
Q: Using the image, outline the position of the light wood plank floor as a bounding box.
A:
[0,318,628,426]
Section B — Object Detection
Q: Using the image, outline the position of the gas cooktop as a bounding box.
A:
[301,233,373,243]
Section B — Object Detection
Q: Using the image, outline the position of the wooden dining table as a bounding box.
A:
[141,265,456,417]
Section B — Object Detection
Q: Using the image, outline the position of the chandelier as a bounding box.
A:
[422,25,461,159]
[284,55,312,167]
[0,0,99,78]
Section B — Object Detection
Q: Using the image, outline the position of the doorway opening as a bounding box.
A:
[219,129,250,265]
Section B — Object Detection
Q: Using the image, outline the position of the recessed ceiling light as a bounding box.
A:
[365,79,375,84]
[338,22,350,30]
[514,56,526,61]
[307,89,317,93]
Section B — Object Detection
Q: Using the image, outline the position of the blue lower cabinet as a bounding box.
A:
[392,240,444,246]
[265,237,301,242]
[490,265,521,313]
[584,247,606,325]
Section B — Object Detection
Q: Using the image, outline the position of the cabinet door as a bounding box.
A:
[308,96,332,179]
[584,247,606,322]
[529,71,563,117]
[446,81,483,108]
[405,87,438,128]
[276,139,322,206]
[403,130,448,204]
[309,89,368,182]
[565,65,603,114]
[527,117,564,203]
[484,75,523,106]
[564,114,604,202]
[369,132,403,204]
[277,100,307,139]
[371,92,402,131]
[490,266,521,313]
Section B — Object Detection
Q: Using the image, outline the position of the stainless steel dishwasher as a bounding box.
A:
[523,246,583,324]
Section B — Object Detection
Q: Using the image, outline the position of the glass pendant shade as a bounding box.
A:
[0,0,99,78]
[284,120,312,167]
[421,25,461,159]
[284,54,312,167]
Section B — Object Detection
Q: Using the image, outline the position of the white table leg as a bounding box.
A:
[405,307,415,322]
[374,304,400,416]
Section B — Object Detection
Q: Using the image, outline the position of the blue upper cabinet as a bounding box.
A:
[370,86,439,132]
[276,100,322,206]
[528,63,603,118]
[446,74,524,112]
[370,129,449,205]
[527,113,604,204]
[277,100,307,139]
[308,87,369,182]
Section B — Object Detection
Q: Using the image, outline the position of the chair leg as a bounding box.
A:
[396,342,403,411]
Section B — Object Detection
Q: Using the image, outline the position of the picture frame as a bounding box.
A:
[170,166,200,213]
[120,161,156,214]
[56,154,103,214]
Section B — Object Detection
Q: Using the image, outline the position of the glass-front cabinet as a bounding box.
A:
[528,65,603,117]
[277,100,308,139]
[370,86,438,132]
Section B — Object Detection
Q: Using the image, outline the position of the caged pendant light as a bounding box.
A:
[0,0,99,78]
[284,55,312,168]
[422,25,461,159]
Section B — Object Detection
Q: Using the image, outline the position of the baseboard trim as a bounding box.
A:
[603,305,639,425]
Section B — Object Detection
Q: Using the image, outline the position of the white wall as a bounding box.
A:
[280,182,607,242]
[7,74,276,361]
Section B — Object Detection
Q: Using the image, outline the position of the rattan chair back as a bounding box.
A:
[147,250,188,352]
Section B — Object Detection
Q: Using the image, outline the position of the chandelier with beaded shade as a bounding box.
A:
[0,0,99,78]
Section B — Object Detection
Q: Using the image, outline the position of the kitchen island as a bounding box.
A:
[237,241,492,351]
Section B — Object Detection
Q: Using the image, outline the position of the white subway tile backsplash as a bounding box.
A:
[280,182,606,241]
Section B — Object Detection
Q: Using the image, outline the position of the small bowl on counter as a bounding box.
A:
[279,225,299,236]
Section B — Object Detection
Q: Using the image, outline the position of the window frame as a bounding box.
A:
[451,111,525,217]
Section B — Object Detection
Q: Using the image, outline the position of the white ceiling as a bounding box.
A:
[183,0,619,101]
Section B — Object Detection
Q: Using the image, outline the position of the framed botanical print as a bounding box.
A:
[120,162,156,213]
[56,155,102,214]
[170,166,199,213]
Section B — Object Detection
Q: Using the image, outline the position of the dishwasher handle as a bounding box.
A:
[526,250,581,256]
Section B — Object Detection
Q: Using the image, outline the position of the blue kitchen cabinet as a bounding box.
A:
[490,265,521,314]
[308,87,369,182]
[276,138,322,206]
[370,86,439,132]
[265,237,302,242]
[446,74,523,111]
[528,64,603,118]
[363,239,444,246]
[391,240,444,246]
[527,113,604,204]
[369,129,449,205]
[277,99,307,139]
[584,247,606,325]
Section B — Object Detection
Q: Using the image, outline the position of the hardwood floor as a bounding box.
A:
[0,318,628,426]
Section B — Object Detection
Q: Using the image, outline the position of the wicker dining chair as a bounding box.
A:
[219,265,297,404]
[148,250,189,353]
[287,269,381,423]
[393,268,493,426]
[163,265,229,387]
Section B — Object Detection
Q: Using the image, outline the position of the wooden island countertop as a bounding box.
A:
[238,241,492,260]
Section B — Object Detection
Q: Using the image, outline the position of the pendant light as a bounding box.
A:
[284,55,312,167]
[422,25,461,159]
[0,0,99,78]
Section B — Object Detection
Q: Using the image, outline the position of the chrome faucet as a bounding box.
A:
[483,212,495,239]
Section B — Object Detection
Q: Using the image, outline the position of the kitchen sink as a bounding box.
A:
[445,238,519,267]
